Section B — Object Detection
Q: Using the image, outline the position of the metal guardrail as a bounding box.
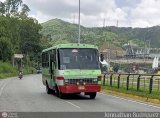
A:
[103,73,160,94]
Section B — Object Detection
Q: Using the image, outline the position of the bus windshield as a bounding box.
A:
[58,48,100,70]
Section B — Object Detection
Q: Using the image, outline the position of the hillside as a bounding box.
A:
[40,19,160,50]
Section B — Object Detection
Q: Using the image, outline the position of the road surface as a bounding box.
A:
[0,74,160,112]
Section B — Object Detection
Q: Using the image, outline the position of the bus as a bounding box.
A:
[42,43,102,99]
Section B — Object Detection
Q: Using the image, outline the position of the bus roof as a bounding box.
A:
[42,43,98,53]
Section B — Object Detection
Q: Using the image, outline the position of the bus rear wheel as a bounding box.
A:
[89,92,96,99]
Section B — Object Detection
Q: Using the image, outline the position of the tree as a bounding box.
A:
[0,0,42,63]
[5,0,22,16]
[0,16,12,61]
[0,37,12,61]
[0,2,5,16]
[19,18,42,56]
[20,4,30,19]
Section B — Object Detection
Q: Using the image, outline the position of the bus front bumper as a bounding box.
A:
[59,84,101,94]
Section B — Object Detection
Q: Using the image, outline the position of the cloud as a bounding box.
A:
[0,0,5,2]
[130,0,160,27]
[28,11,54,23]
[22,0,128,27]
[2,0,160,27]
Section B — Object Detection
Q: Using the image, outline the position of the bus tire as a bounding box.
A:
[59,92,65,99]
[89,92,96,99]
[46,82,52,94]
[55,85,65,99]
[55,85,59,97]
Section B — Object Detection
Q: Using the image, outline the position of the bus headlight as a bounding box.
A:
[77,82,80,85]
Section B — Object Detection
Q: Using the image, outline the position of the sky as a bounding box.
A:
[1,0,160,28]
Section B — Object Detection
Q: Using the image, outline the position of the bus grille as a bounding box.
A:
[65,78,98,85]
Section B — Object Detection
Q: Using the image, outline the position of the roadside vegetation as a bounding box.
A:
[103,85,160,100]
[0,61,17,79]
[0,61,36,79]
[102,74,160,99]
[0,0,42,62]
[0,0,42,78]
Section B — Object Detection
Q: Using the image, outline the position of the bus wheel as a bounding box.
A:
[89,92,96,99]
[55,85,59,97]
[59,92,65,99]
[46,82,52,94]
[55,86,65,99]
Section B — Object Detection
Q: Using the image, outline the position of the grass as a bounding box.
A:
[102,85,160,100]
[0,73,17,79]
[23,66,36,74]
[105,75,160,89]
[0,61,36,79]
[0,61,17,79]
[103,75,160,99]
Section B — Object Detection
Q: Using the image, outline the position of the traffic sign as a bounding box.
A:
[14,54,23,59]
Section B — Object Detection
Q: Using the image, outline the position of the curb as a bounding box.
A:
[101,89,160,104]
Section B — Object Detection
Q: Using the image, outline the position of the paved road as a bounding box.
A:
[0,74,160,112]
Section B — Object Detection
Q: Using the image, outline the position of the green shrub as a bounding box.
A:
[0,61,17,79]
[23,66,36,74]
[0,61,35,79]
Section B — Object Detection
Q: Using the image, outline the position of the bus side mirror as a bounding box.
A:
[100,54,104,62]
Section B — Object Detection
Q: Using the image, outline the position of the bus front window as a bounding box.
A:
[58,48,100,70]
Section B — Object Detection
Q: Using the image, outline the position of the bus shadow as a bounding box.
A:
[45,92,97,100]
[46,92,92,100]
[61,94,93,100]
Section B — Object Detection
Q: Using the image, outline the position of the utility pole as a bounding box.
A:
[73,13,75,24]
[103,18,106,27]
[149,40,151,53]
[143,28,149,63]
[108,40,111,64]
[116,20,119,61]
[116,20,119,27]
[78,0,81,44]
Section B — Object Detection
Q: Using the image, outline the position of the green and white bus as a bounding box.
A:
[42,43,102,99]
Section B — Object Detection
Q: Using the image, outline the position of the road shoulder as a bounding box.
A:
[101,89,160,105]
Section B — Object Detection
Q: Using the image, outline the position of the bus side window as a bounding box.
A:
[42,52,48,67]
[49,54,53,74]
[50,54,55,63]
[53,49,56,67]
[49,49,56,71]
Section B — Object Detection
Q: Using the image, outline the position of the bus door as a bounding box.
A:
[49,50,56,87]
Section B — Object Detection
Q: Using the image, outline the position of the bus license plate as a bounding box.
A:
[78,86,85,90]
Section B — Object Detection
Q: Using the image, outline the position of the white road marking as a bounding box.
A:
[0,79,13,97]
[0,83,7,97]
[65,101,81,109]
[99,92,160,109]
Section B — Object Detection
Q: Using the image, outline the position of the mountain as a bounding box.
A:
[40,18,160,49]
